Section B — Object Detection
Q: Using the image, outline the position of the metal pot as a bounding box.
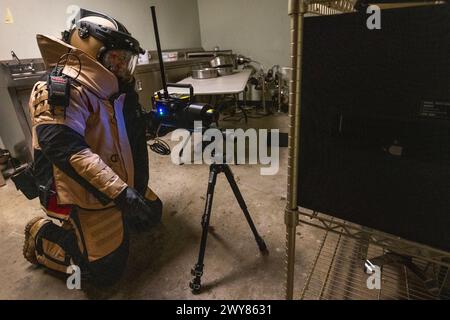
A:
[210,55,234,68]
[235,54,252,65]
[192,68,218,79]
[215,67,234,76]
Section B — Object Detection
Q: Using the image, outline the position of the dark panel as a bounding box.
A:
[298,5,450,251]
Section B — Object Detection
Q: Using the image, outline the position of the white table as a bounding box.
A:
[164,69,252,96]
[159,69,253,121]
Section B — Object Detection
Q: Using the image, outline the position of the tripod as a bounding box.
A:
[189,162,269,294]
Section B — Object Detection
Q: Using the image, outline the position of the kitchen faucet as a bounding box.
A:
[11,50,35,73]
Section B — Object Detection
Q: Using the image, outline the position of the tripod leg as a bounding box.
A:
[222,165,268,255]
[189,165,219,294]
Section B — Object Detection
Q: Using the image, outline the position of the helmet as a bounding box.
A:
[63,8,144,82]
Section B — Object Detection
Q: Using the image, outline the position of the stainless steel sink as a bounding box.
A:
[7,61,47,81]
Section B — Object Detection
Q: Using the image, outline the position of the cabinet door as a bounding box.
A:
[8,87,33,161]
[134,72,163,112]
[14,88,33,135]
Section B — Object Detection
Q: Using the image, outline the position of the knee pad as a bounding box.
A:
[87,238,129,287]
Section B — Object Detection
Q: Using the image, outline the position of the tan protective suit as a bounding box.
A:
[29,34,157,274]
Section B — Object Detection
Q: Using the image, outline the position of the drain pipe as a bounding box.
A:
[285,0,306,300]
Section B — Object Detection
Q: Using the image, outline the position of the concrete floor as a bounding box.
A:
[0,113,323,300]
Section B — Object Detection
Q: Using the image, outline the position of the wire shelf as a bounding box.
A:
[299,218,450,300]
[307,1,356,15]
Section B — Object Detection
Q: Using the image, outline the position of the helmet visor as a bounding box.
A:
[101,49,138,82]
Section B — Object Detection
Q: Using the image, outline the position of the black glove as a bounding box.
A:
[114,187,160,232]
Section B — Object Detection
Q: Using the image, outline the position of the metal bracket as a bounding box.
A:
[191,268,203,278]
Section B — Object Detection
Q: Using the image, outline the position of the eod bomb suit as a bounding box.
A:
[23,9,162,286]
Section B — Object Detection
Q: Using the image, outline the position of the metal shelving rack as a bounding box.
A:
[298,212,450,300]
[284,0,450,300]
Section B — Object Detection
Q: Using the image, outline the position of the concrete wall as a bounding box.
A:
[0,0,202,60]
[197,0,290,69]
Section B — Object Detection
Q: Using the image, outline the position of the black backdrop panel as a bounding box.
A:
[297,5,450,251]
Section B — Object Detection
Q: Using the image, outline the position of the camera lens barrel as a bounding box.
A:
[186,103,218,127]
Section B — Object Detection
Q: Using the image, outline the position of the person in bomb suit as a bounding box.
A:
[23,9,162,286]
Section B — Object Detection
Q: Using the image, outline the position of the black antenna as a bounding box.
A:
[151,6,169,99]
